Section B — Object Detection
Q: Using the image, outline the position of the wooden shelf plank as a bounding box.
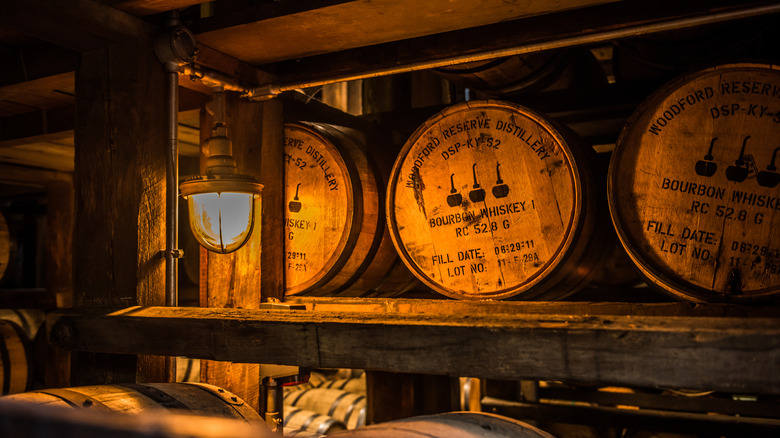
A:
[194,0,621,65]
[265,0,780,89]
[48,304,780,395]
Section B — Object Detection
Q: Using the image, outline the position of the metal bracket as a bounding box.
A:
[258,298,306,310]
[262,369,312,434]
[160,248,184,259]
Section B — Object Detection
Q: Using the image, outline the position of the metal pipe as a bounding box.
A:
[181,63,248,93]
[155,12,196,308]
[165,67,179,308]
[241,3,780,100]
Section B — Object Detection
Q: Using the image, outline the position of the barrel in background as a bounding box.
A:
[0,398,275,438]
[0,319,32,395]
[435,48,606,95]
[387,100,608,300]
[2,382,262,423]
[608,63,780,303]
[326,411,554,437]
[284,122,417,297]
[283,406,346,435]
[283,387,366,430]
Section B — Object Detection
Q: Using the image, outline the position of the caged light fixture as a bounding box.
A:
[179,87,263,254]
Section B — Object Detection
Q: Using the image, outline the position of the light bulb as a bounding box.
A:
[180,175,262,254]
[187,192,255,253]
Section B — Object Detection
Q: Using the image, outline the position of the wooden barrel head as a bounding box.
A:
[609,63,780,302]
[284,123,360,295]
[284,122,417,297]
[388,100,598,300]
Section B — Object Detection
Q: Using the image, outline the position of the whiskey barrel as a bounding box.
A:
[0,319,32,395]
[283,406,347,435]
[3,382,262,423]
[609,63,780,303]
[175,357,201,383]
[586,236,643,288]
[0,398,274,438]
[284,429,325,438]
[387,100,609,300]
[326,412,554,437]
[435,48,605,95]
[0,309,46,341]
[317,377,365,395]
[283,388,366,429]
[612,18,774,84]
[284,122,418,297]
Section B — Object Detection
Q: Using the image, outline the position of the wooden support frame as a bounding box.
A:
[48,302,780,396]
[72,40,168,385]
[482,397,780,436]
[197,91,284,411]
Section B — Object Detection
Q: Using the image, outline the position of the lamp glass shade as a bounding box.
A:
[187,191,256,254]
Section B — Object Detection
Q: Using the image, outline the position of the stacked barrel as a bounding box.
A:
[385,100,611,300]
[608,63,780,303]
[285,58,778,303]
[283,123,418,297]
[283,370,367,436]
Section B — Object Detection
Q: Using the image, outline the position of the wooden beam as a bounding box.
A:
[48,305,780,395]
[287,297,780,318]
[72,40,167,384]
[0,74,75,118]
[193,0,621,65]
[101,0,207,17]
[1,0,156,51]
[0,140,74,172]
[0,163,71,186]
[267,0,780,88]
[482,397,780,436]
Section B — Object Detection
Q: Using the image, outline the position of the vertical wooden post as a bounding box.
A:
[45,178,73,310]
[44,177,74,388]
[259,98,284,303]
[366,371,458,424]
[199,93,283,411]
[72,41,167,385]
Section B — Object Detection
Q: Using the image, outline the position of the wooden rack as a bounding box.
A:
[2,1,780,433]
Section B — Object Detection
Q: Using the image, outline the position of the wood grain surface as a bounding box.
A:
[387,100,604,300]
[610,63,780,302]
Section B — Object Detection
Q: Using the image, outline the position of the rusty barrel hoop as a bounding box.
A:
[387,99,605,300]
[608,63,780,303]
[284,122,417,297]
